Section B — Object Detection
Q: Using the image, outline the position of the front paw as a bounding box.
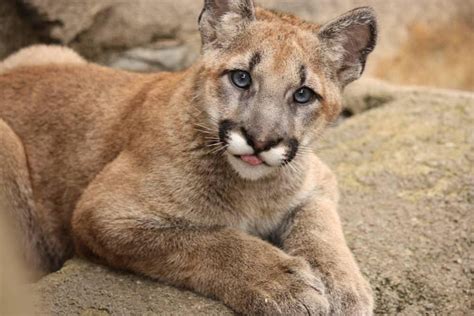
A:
[236,257,330,315]
[329,278,374,316]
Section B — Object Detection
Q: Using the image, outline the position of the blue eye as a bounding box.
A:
[293,87,316,104]
[230,70,252,89]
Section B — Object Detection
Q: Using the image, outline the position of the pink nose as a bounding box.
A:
[252,140,267,151]
[241,127,283,153]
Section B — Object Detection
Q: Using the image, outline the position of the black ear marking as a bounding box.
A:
[318,7,378,87]
[199,0,256,50]
[198,7,205,24]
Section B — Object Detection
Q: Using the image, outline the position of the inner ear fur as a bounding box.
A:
[199,0,256,50]
[318,7,378,87]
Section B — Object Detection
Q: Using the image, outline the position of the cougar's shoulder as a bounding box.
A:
[0,45,86,74]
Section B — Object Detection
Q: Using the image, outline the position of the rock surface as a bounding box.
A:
[319,85,473,315]
[32,82,474,315]
[32,259,232,315]
[0,0,38,59]
[1,0,472,89]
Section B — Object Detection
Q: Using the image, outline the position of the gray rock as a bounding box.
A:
[319,85,473,315]
[6,0,472,90]
[32,259,232,315]
[109,44,191,72]
[31,82,474,315]
[0,0,38,60]
[342,78,397,115]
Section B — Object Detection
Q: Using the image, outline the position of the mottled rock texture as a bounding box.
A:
[32,259,233,315]
[319,84,473,315]
[1,0,473,89]
[31,82,473,315]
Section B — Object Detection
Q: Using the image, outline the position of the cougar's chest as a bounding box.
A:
[230,171,318,239]
[230,183,300,238]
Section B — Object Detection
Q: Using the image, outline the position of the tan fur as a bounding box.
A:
[0,200,34,315]
[0,2,376,315]
[0,44,86,74]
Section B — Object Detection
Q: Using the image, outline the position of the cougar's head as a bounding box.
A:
[195,0,377,180]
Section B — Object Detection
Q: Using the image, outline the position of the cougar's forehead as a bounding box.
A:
[203,20,341,123]
[223,26,328,107]
[227,22,320,74]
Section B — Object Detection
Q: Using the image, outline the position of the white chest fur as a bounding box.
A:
[233,166,318,238]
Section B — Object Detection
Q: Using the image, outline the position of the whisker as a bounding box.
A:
[193,125,214,131]
[194,129,214,136]
[206,144,228,155]
[205,142,224,148]
[220,149,229,157]
[193,128,217,136]
[193,123,216,131]
[285,161,297,175]
[204,139,222,144]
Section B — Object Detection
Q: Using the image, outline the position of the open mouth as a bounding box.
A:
[238,154,264,166]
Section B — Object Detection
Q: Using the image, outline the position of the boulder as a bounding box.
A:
[319,84,473,314]
[32,259,232,315]
[31,82,474,315]
[4,0,472,89]
[0,0,38,59]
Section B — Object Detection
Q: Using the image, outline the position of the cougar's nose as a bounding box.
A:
[241,127,282,153]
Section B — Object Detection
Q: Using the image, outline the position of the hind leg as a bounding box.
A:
[0,118,57,278]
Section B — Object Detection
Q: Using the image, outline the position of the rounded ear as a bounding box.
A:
[318,7,378,87]
[199,0,256,50]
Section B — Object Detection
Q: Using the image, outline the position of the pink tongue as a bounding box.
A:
[241,155,263,166]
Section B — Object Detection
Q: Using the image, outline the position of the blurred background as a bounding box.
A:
[1,0,473,91]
